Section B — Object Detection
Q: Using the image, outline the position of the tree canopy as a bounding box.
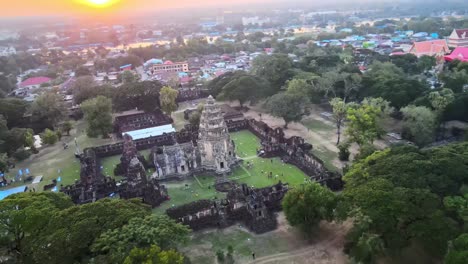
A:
[282,182,337,234]
[265,92,310,128]
[81,96,113,138]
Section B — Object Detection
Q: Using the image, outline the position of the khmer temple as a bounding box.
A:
[61,95,342,232]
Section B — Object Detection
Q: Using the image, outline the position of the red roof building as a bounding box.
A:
[447,29,468,48]
[409,40,449,58]
[19,77,52,89]
[444,47,468,62]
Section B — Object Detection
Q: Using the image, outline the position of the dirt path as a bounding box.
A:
[248,214,350,264]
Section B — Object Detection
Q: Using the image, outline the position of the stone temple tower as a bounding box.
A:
[198,95,237,175]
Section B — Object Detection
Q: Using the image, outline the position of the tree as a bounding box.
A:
[418,55,436,72]
[265,93,310,128]
[123,245,184,264]
[75,66,92,77]
[71,76,99,104]
[40,128,58,145]
[0,98,29,128]
[92,215,190,263]
[345,98,392,147]
[251,54,292,90]
[429,88,455,137]
[24,129,34,149]
[30,92,65,129]
[445,233,468,264]
[120,70,139,84]
[62,121,73,136]
[401,106,437,147]
[330,98,348,145]
[218,74,270,106]
[188,111,201,127]
[360,61,428,108]
[113,81,162,112]
[342,178,459,261]
[159,86,178,116]
[0,152,8,173]
[0,192,73,262]
[81,96,113,138]
[31,198,150,264]
[283,182,337,234]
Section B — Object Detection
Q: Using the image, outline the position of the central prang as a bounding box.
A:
[150,95,238,181]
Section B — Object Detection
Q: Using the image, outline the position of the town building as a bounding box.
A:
[19,77,52,90]
[444,47,468,62]
[408,39,449,58]
[447,29,468,48]
[152,61,189,73]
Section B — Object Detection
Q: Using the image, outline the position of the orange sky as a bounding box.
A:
[0,0,260,17]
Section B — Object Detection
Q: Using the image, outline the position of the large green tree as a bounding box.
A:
[342,178,459,262]
[360,61,428,109]
[159,86,179,116]
[0,192,73,263]
[218,74,270,106]
[31,198,150,264]
[81,96,113,138]
[283,182,337,234]
[330,97,348,145]
[251,54,292,90]
[92,215,190,263]
[445,233,468,264]
[345,98,392,147]
[401,105,437,147]
[344,143,468,197]
[30,92,65,129]
[123,245,184,264]
[0,98,29,128]
[265,92,310,128]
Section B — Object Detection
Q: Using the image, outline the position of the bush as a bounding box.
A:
[338,142,351,161]
[12,148,31,161]
[354,144,377,161]
[41,129,58,145]
[216,250,225,262]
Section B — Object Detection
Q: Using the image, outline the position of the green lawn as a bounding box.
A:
[302,118,335,132]
[230,130,261,158]
[2,121,117,191]
[153,176,225,214]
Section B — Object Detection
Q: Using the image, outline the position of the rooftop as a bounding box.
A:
[19,76,52,88]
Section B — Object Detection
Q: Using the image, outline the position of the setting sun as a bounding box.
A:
[78,0,120,8]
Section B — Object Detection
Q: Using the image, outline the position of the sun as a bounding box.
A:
[78,0,119,8]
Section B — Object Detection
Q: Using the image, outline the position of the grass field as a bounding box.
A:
[154,130,310,213]
[1,121,117,191]
[302,119,335,132]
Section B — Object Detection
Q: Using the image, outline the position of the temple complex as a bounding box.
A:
[150,95,238,180]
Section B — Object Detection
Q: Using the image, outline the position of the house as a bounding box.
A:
[408,40,449,58]
[19,77,52,90]
[447,29,468,48]
[152,61,189,73]
[444,47,468,62]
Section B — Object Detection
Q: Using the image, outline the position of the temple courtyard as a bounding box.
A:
[93,129,311,213]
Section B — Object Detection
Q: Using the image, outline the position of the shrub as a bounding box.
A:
[41,129,58,145]
[338,142,351,161]
[13,148,31,161]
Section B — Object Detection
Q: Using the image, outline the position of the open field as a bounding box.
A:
[182,213,350,264]
[1,121,119,192]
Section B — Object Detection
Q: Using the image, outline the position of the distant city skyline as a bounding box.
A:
[0,0,451,18]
